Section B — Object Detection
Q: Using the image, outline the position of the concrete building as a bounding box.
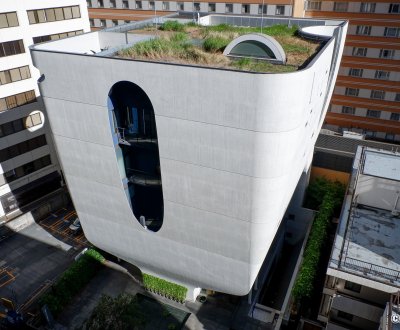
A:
[0,1,90,222]
[319,146,400,329]
[302,1,400,142]
[30,15,347,298]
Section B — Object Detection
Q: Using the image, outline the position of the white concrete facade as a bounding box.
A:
[0,1,90,220]
[31,17,347,295]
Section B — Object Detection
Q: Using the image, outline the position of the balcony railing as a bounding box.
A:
[343,256,400,284]
[126,168,161,186]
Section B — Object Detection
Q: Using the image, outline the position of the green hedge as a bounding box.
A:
[142,273,187,303]
[40,248,105,316]
[292,179,345,301]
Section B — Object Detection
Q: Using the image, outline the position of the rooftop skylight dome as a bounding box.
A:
[223,33,286,64]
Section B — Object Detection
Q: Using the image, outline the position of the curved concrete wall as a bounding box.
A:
[31,22,347,295]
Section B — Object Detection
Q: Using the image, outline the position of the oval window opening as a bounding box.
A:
[108,81,163,232]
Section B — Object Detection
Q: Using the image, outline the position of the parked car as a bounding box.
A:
[69,218,81,234]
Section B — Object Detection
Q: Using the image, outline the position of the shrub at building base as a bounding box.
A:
[39,248,105,317]
[142,273,187,303]
[292,179,345,302]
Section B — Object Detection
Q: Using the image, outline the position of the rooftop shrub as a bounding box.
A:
[142,273,187,303]
[160,20,185,32]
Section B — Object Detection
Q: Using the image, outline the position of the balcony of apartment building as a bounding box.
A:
[327,148,400,289]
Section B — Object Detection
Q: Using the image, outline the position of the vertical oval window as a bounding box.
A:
[108,81,163,232]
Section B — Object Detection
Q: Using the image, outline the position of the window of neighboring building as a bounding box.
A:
[375,70,390,80]
[395,93,400,102]
[27,6,81,24]
[360,2,375,12]
[0,66,31,85]
[356,25,371,35]
[345,88,359,97]
[112,20,118,26]
[149,1,155,9]
[389,3,400,13]
[384,27,400,37]
[370,90,385,100]
[306,1,321,10]
[98,0,104,7]
[110,0,116,7]
[344,281,362,293]
[348,68,363,77]
[258,4,267,14]
[122,0,129,8]
[2,155,51,185]
[342,106,355,115]
[390,113,400,121]
[162,2,170,10]
[333,2,348,12]
[386,133,395,140]
[379,49,395,59]
[0,12,19,28]
[125,20,130,24]
[0,90,36,113]
[32,30,83,44]
[337,311,354,321]
[352,47,367,57]
[177,2,184,10]
[136,1,142,9]
[225,3,233,13]
[275,5,285,15]
[87,0,92,7]
[194,2,200,11]
[242,4,250,13]
[89,18,94,27]
[208,3,216,12]
[100,19,106,26]
[366,109,381,118]
[0,135,47,163]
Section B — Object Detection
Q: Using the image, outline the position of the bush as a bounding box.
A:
[39,249,105,316]
[160,20,185,32]
[292,179,345,302]
[142,273,187,303]
[203,36,229,52]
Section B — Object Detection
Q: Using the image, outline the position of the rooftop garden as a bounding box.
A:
[117,21,321,73]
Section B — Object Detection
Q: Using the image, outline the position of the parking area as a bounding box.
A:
[38,207,89,249]
[0,207,90,308]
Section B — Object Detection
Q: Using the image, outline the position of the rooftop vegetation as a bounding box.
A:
[118,21,320,73]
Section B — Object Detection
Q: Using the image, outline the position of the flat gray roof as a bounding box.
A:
[330,204,400,287]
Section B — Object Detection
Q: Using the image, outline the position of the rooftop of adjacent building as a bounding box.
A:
[329,147,400,291]
[30,13,346,73]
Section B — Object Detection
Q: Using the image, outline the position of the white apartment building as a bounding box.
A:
[30,15,347,299]
[0,1,90,222]
[319,146,400,330]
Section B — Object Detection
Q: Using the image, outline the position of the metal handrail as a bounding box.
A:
[343,256,400,283]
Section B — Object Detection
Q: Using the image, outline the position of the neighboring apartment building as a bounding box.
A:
[30,15,347,299]
[319,146,400,329]
[0,1,90,221]
[86,0,300,29]
[303,1,400,142]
